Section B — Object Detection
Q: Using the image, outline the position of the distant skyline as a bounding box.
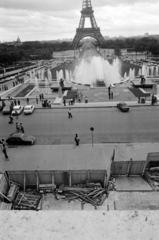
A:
[1,0,159,42]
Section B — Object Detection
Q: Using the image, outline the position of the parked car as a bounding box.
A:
[117,102,130,112]
[12,105,24,115]
[2,105,11,115]
[6,133,35,145]
[24,105,35,115]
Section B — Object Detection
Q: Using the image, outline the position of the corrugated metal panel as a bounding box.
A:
[111,161,129,175]
[54,171,65,185]
[71,171,87,185]
[8,171,24,185]
[38,171,52,184]
[25,171,36,186]
[89,171,105,184]
[129,161,146,175]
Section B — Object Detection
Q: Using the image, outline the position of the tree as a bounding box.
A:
[114,48,121,57]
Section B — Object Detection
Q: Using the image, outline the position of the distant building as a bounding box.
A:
[6,36,22,46]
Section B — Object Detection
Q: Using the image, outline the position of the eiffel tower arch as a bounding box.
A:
[72,0,105,48]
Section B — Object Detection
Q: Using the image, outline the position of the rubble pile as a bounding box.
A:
[55,182,108,208]
[146,166,159,191]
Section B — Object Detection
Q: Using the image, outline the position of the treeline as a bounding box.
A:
[102,37,159,56]
[0,37,159,67]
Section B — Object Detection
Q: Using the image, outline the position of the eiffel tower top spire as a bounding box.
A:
[72,0,105,48]
[82,0,92,10]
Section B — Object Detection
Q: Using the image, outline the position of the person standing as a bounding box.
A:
[16,122,20,132]
[15,110,18,119]
[26,97,29,105]
[74,134,80,146]
[68,108,73,118]
[20,123,24,133]
[108,91,111,100]
[1,140,9,160]
[36,96,38,104]
[63,98,66,106]
[18,99,20,105]
[14,99,17,106]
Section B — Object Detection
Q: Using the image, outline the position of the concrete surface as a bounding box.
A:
[114,176,152,191]
[1,143,159,172]
[0,211,159,240]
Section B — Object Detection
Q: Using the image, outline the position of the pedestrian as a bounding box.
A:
[15,110,18,119]
[74,134,80,146]
[63,98,66,106]
[108,91,111,100]
[14,99,17,105]
[26,97,29,104]
[0,139,9,160]
[108,85,111,93]
[20,123,24,133]
[18,99,20,105]
[68,108,73,118]
[111,92,113,99]
[16,122,20,132]
[85,96,88,103]
[9,115,13,124]
[36,96,38,104]
[39,94,41,101]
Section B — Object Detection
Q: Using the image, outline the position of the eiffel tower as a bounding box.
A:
[72,0,105,48]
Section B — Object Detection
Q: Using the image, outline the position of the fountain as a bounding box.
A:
[34,76,39,92]
[71,56,122,86]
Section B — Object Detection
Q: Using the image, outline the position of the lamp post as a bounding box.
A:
[90,127,94,147]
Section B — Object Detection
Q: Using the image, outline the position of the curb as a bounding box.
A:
[33,103,158,110]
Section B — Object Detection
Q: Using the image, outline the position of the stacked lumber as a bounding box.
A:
[7,183,19,202]
[0,202,12,210]
[39,183,56,193]
[55,183,108,207]
[146,167,159,191]
[13,191,42,210]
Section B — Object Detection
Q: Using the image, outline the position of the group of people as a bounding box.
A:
[0,84,8,91]
[16,122,24,133]
[12,81,19,87]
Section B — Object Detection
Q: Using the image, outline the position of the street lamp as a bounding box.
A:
[90,127,94,147]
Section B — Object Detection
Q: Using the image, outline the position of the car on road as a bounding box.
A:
[6,133,35,145]
[24,105,35,115]
[2,105,11,114]
[117,102,130,112]
[12,105,24,115]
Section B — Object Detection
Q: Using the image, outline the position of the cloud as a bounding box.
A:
[0,0,159,41]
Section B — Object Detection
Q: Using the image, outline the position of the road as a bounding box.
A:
[1,106,159,144]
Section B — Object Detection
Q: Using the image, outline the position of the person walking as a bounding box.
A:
[108,91,111,100]
[18,99,20,105]
[26,97,29,105]
[14,99,17,106]
[1,139,9,160]
[68,108,73,118]
[74,134,80,146]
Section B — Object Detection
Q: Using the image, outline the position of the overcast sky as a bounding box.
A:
[1,0,159,42]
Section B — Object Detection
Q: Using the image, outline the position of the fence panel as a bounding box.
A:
[129,161,146,175]
[111,161,129,175]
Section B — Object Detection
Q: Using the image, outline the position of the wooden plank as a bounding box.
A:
[69,171,72,187]
[127,158,133,177]
[23,171,26,192]
[36,171,39,192]
[52,171,55,191]
[104,170,107,188]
